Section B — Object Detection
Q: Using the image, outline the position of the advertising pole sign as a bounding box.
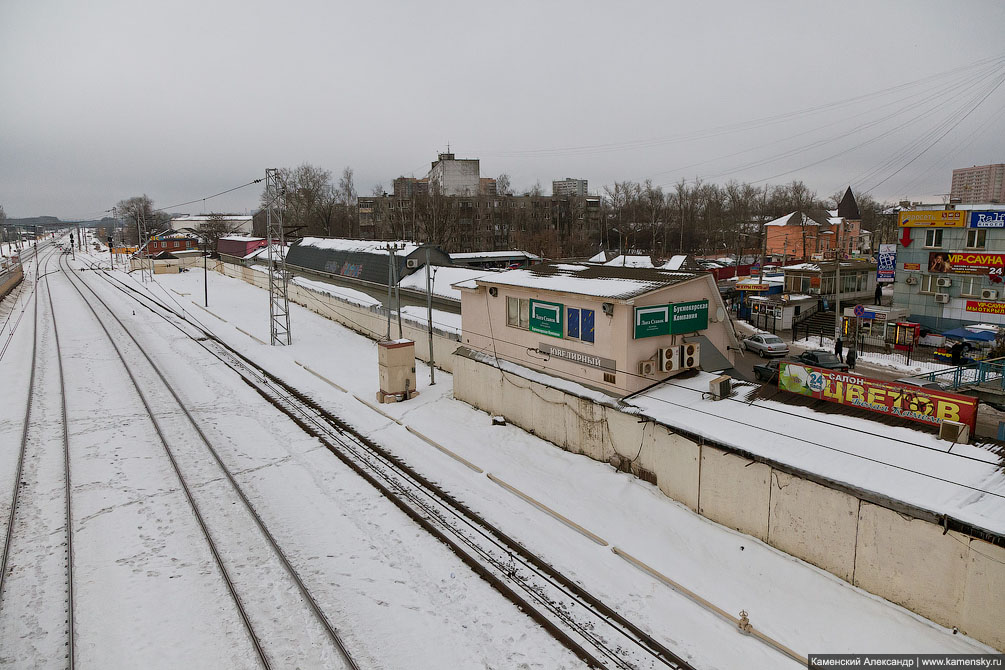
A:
[634,300,710,338]
[877,243,896,283]
[777,363,977,431]
[529,299,564,338]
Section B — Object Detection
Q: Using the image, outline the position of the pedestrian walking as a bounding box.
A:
[847,347,857,370]
[874,283,882,306]
[835,335,844,362]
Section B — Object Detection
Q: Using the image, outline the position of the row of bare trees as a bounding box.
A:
[257,164,358,238]
[602,179,891,258]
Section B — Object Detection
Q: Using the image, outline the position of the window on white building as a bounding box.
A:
[959,276,980,297]
[506,297,529,329]
[920,275,936,294]
[966,229,987,248]
[925,229,943,248]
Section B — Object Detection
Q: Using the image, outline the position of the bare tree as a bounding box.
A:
[496,173,513,196]
[113,195,170,246]
[197,213,248,251]
[335,167,358,237]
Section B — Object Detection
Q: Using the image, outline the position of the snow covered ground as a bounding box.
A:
[1,246,997,668]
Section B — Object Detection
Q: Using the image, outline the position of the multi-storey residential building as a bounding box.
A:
[552,178,588,197]
[951,164,1005,204]
[893,204,1005,330]
[426,152,480,196]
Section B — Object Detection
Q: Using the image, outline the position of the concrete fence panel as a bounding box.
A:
[698,447,771,542]
[854,502,968,626]
[767,470,859,582]
[960,538,1005,649]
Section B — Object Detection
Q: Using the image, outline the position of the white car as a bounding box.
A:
[742,334,789,357]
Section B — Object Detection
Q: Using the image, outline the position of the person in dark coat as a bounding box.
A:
[835,335,844,362]
[847,347,857,370]
[874,283,882,306]
[950,341,964,366]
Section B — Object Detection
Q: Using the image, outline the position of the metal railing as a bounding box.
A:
[923,356,1005,391]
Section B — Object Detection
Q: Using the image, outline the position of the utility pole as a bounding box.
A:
[203,235,209,307]
[265,168,292,345]
[834,218,843,340]
[425,247,435,385]
[385,244,393,340]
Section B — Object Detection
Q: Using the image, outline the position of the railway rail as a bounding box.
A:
[0,246,75,668]
[58,253,359,670]
[75,254,698,670]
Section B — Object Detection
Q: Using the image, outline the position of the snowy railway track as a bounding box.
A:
[58,255,359,670]
[0,246,75,668]
[79,258,698,670]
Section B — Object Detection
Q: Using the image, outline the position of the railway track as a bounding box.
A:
[0,246,75,668]
[76,255,698,670]
[58,253,359,670]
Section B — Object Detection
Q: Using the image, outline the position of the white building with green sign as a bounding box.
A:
[454,262,740,396]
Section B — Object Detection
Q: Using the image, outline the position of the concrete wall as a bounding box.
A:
[215,262,460,372]
[452,352,1005,651]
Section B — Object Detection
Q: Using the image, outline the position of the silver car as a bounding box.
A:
[742,334,789,357]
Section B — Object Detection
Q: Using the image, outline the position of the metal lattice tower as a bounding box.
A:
[265,168,291,345]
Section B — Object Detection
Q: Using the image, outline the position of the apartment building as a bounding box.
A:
[951,164,1005,205]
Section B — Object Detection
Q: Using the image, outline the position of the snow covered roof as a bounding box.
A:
[454,263,701,301]
[587,250,610,263]
[219,235,264,242]
[450,250,541,261]
[662,255,690,270]
[171,214,253,222]
[604,254,656,268]
[297,237,420,257]
[626,371,1005,536]
[398,266,497,302]
[243,244,286,260]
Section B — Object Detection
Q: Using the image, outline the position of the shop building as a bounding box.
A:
[454,263,739,396]
[894,206,1005,330]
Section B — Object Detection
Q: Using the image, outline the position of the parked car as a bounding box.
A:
[894,377,948,391]
[742,334,789,358]
[794,350,850,371]
[753,359,782,383]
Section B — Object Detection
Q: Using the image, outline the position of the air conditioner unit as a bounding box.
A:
[935,293,950,304]
[936,277,952,288]
[405,258,419,269]
[981,288,999,300]
[939,420,970,444]
[709,374,731,400]
[658,346,680,372]
[680,341,701,369]
[905,276,918,285]
[638,360,656,376]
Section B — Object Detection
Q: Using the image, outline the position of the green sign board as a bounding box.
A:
[669,299,709,334]
[634,305,671,339]
[635,300,709,338]
[529,299,564,338]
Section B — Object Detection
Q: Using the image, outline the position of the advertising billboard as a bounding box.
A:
[777,363,977,430]
[877,244,896,283]
[965,301,1005,315]
[928,251,1005,276]
[529,299,563,338]
[897,210,967,228]
[968,211,1005,228]
[634,300,710,338]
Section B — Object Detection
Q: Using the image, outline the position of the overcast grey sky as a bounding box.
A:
[3,0,1005,219]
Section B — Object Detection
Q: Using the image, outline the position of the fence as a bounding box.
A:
[924,357,1005,391]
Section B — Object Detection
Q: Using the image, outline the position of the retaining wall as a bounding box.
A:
[452,351,1005,651]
